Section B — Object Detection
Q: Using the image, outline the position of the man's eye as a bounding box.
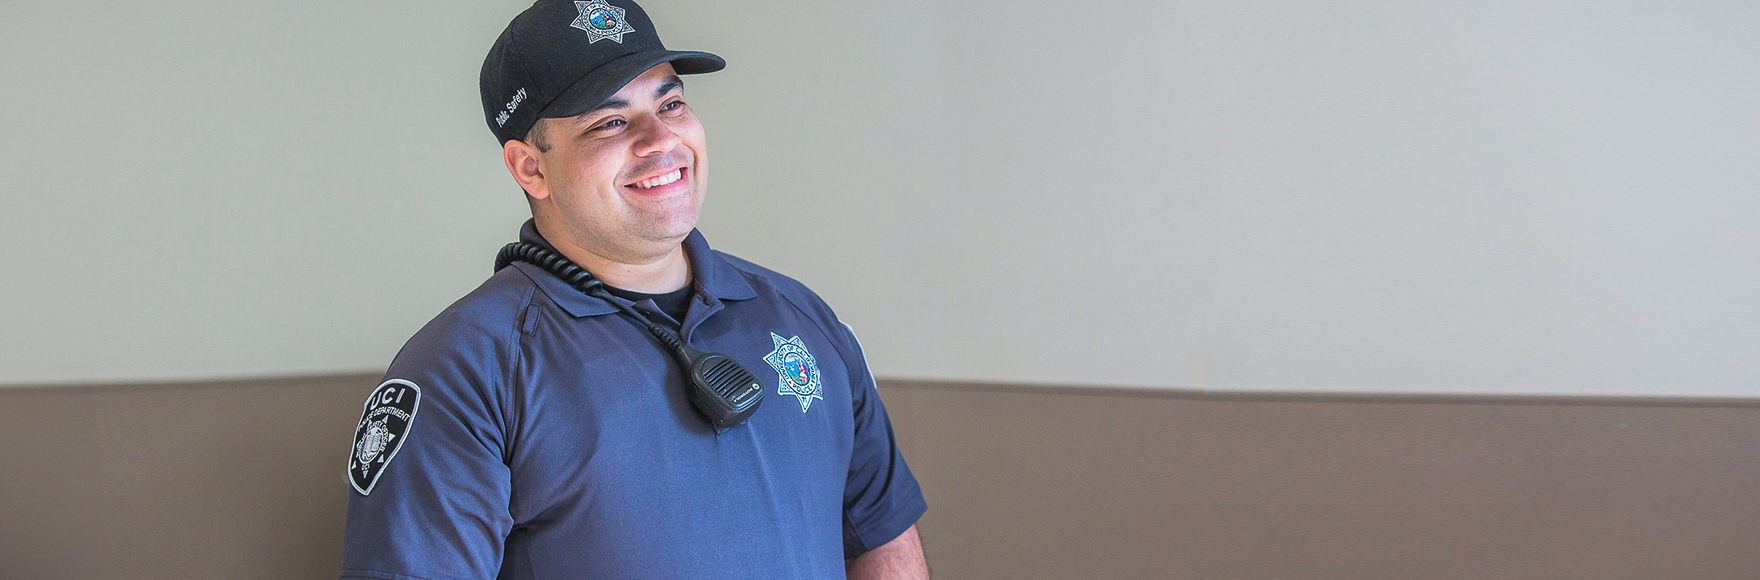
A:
[595,119,625,130]
[660,100,685,112]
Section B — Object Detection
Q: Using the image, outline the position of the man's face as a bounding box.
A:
[532,63,707,262]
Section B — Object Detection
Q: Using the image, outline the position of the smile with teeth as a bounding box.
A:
[631,168,684,189]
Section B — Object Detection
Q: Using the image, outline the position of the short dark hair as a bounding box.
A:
[524,118,551,152]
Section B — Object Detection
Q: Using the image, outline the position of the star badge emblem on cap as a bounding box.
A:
[571,1,637,44]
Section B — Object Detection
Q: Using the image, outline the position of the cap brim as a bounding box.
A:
[538,50,725,120]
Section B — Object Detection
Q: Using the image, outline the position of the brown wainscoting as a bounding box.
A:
[878,380,1760,580]
[1,375,1757,580]
[0,374,378,580]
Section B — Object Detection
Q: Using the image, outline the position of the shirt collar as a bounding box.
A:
[512,219,757,318]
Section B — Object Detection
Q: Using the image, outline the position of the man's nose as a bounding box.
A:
[631,115,682,156]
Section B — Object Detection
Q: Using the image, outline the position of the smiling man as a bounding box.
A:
[338,1,928,579]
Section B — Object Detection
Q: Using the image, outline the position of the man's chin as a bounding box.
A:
[635,217,701,245]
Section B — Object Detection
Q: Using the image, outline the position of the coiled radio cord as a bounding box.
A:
[495,242,765,430]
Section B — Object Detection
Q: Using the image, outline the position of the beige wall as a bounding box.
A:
[3,375,1756,579]
[5,0,1758,396]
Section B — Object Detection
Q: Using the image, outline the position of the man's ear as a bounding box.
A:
[503,138,550,200]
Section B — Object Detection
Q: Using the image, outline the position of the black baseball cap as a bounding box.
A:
[480,0,725,144]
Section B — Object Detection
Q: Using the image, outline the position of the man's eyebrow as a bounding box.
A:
[581,97,631,118]
[574,76,686,121]
[653,76,683,100]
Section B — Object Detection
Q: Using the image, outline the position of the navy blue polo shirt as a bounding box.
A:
[341,221,926,580]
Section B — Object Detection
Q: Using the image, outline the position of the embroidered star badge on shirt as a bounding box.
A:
[764,333,823,412]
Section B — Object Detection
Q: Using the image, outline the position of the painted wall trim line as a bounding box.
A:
[6,372,1757,409]
[883,378,1760,408]
[0,372,384,394]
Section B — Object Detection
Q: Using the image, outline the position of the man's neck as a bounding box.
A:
[537,226,692,294]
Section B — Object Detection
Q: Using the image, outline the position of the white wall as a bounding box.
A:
[4,0,1757,396]
[0,0,533,385]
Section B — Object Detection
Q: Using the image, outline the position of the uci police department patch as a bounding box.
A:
[349,379,421,495]
[570,1,636,44]
[764,333,823,412]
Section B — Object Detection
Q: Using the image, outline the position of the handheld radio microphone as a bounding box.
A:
[495,243,764,430]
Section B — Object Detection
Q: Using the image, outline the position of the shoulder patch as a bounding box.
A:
[349,379,421,495]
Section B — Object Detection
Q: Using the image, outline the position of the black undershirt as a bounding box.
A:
[601,284,694,324]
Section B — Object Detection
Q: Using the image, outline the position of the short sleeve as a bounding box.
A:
[836,322,929,558]
[340,315,518,579]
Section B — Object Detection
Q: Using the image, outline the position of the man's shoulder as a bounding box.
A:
[712,250,829,308]
[391,267,542,367]
[709,250,865,350]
